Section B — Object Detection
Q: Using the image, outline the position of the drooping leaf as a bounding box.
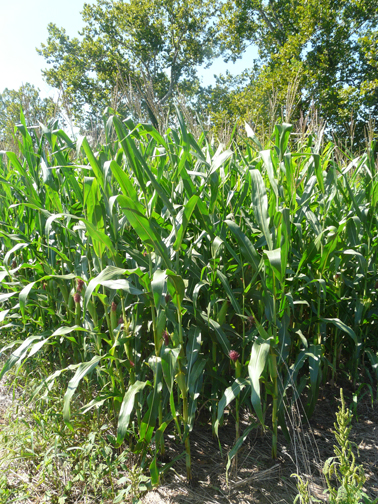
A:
[118,195,171,269]
[214,378,250,437]
[63,355,103,429]
[117,380,150,444]
[248,338,270,423]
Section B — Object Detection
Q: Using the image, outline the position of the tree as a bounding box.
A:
[217,0,378,146]
[37,0,218,129]
[0,84,58,152]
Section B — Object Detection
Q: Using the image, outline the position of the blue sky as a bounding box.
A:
[0,0,257,97]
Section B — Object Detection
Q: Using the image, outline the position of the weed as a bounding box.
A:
[292,389,378,504]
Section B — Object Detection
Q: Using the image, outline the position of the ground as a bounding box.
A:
[140,386,378,504]
[1,375,377,504]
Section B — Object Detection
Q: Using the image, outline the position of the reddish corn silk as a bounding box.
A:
[162,330,170,346]
[73,292,81,303]
[111,301,117,312]
[11,260,17,269]
[165,293,172,303]
[129,359,135,368]
[77,279,85,292]
[229,349,240,362]
[247,315,255,328]
[118,316,123,325]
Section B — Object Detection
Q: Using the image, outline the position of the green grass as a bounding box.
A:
[0,361,147,503]
[0,110,377,500]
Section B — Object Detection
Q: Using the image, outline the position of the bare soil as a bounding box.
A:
[141,385,378,504]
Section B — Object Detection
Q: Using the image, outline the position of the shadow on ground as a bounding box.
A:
[142,386,378,504]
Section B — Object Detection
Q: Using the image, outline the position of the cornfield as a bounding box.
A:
[1,109,378,485]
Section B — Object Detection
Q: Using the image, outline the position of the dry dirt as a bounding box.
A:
[140,386,378,504]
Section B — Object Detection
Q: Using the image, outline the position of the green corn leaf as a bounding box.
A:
[283,153,296,207]
[187,357,207,429]
[117,380,150,445]
[51,325,86,337]
[225,220,260,272]
[166,270,185,307]
[307,344,321,389]
[173,195,199,251]
[108,160,137,201]
[211,236,224,258]
[201,313,230,355]
[214,378,250,437]
[192,280,208,318]
[84,266,143,313]
[188,357,207,397]
[209,148,233,176]
[0,271,9,282]
[19,282,36,320]
[116,119,175,215]
[83,177,98,220]
[264,248,282,283]
[80,394,117,414]
[248,338,271,423]
[84,221,115,261]
[176,106,189,150]
[226,422,258,480]
[313,154,324,194]
[138,123,168,150]
[274,123,293,159]
[365,349,378,380]
[111,117,146,192]
[149,456,159,486]
[0,292,17,304]
[245,122,263,151]
[280,208,290,279]
[45,213,66,243]
[250,169,273,250]
[139,357,161,444]
[169,388,182,438]
[161,346,180,393]
[80,137,104,191]
[0,309,10,323]
[260,149,278,199]
[118,195,171,269]
[216,269,241,314]
[63,355,103,429]
[3,242,29,267]
[186,327,201,375]
[306,344,322,416]
[151,269,166,309]
[342,249,367,271]
[321,318,358,344]
[98,279,143,295]
[175,371,187,395]
[41,159,58,192]
[0,335,46,380]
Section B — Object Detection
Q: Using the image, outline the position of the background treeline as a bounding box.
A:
[1,0,378,151]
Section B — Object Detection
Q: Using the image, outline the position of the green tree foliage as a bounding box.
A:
[0,83,57,152]
[216,0,378,146]
[37,0,218,128]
